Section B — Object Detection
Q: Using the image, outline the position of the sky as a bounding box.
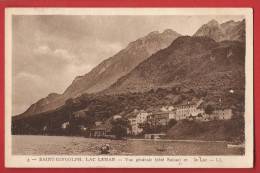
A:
[12,15,244,115]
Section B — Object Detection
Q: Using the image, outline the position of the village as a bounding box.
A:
[59,98,233,139]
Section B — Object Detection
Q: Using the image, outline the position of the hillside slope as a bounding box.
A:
[107,36,245,94]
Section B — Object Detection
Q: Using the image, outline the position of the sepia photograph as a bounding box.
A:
[5,8,253,168]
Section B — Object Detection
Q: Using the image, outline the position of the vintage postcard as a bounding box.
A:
[5,8,253,168]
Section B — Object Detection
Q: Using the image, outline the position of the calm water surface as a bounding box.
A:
[12,135,244,155]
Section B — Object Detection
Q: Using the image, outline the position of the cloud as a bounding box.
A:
[33,45,51,54]
[13,72,49,115]
[15,72,45,84]
[34,45,75,62]
[53,49,75,61]
[95,39,123,55]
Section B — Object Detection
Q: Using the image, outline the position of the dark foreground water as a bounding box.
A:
[12,135,244,155]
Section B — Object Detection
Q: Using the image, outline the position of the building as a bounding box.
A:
[211,108,233,120]
[160,106,175,112]
[127,110,150,135]
[147,112,170,126]
[172,99,204,120]
[89,121,111,138]
[149,98,232,123]
[155,98,233,122]
[43,125,47,131]
[128,117,141,135]
[61,121,69,129]
[168,110,177,119]
[136,110,150,123]
[89,126,107,138]
[128,110,172,135]
[88,120,112,138]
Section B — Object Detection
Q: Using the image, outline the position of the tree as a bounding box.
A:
[138,122,153,134]
[111,118,129,139]
[205,104,214,115]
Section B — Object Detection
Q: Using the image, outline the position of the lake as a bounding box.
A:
[12,135,244,155]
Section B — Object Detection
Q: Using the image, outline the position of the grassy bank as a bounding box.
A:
[166,118,244,142]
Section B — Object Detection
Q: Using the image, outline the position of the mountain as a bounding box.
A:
[193,19,245,42]
[19,29,181,117]
[106,36,245,94]
[63,29,181,96]
[106,19,246,94]
[22,93,63,117]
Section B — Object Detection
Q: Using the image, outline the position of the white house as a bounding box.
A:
[127,110,150,135]
[43,125,47,132]
[128,117,141,135]
[211,108,233,120]
[61,121,70,129]
[136,110,149,124]
[168,110,177,119]
[172,99,204,120]
[147,112,170,126]
[160,106,175,112]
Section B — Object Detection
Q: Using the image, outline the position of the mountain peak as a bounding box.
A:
[162,29,174,34]
[147,31,160,37]
[207,19,219,26]
[146,29,180,38]
[194,19,245,42]
[47,93,60,98]
[223,20,235,24]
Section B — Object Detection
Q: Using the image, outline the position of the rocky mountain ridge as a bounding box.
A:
[193,19,245,42]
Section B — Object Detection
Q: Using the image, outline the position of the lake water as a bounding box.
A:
[12,135,244,155]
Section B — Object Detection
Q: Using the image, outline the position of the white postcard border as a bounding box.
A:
[5,8,254,168]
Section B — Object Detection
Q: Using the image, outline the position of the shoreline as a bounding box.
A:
[127,138,229,143]
[12,135,236,143]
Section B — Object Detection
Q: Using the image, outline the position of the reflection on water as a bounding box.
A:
[12,135,244,155]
